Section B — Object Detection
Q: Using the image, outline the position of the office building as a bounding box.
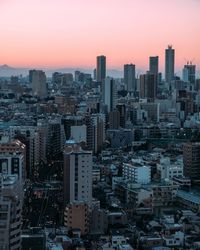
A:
[149,56,159,75]
[108,110,120,129]
[103,77,117,113]
[0,174,23,250]
[165,45,175,84]
[86,113,105,154]
[183,63,196,84]
[96,55,106,82]
[10,125,47,177]
[140,73,157,101]
[63,140,92,205]
[62,115,84,140]
[124,64,136,93]
[116,104,126,128]
[183,142,200,182]
[29,70,47,97]
[47,118,66,159]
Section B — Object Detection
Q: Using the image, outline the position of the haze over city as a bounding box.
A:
[0,0,200,71]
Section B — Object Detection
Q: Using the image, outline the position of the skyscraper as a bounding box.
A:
[63,140,92,205]
[165,45,175,83]
[149,56,159,75]
[124,64,136,93]
[96,55,106,82]
[29,70,47,97]
[140,73,157,101]
[183,63,196,84]
[103,77,117,113]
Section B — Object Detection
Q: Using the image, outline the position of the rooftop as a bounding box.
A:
[177,190,200,204]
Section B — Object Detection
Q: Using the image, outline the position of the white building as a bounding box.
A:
[63,140,93,205]
[123,163,151,184]
[158,157,183,180]
[0,174,23,250]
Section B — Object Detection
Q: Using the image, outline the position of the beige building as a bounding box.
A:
[64,202,89,235]
[63,140,92,205]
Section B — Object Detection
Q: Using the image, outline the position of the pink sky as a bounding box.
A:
[0,0,199,72]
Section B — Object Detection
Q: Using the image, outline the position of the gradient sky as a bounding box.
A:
[0,0,200,72]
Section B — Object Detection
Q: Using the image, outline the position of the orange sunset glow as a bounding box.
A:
[0,0,200,71]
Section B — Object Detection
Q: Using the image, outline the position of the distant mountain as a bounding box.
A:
[0,65,123,78]
[0,64,14,69]
[0,65,29,77]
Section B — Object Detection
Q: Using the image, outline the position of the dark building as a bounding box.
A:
[116,104,126,128]
[183,63,196,84]
[183,142,200,183]
[96,55,106,82]
[109,110,120,129]
[124,64,136,93]
[62,116,84,140]
[140,73,157,101]
[149,56,159,75]
[165,45,175,84]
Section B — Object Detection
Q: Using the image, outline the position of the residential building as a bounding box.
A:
[0,174,23,250]
[63,140,92,205]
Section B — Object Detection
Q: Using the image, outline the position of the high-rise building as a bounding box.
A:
[124,64,136,93]
[116,104,126,128]
[103,77,117,113]
[108,110,120,129]
[140,73,157,101]
[183,142,200,182]
[29,70,47,97]
[10,125,47,178]
[96,55,106,82]
[0,174,23,250]
[149,56,159,75]
[47,118,66,159]
[86,113,105,154]
[182,63,196,84]
[63,140,92,205]
[0,137,26,182]
[165,45,175,83]
[62,116,84,140]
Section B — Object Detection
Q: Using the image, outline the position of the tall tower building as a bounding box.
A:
[165,45,175,83]
[63,140,92,205]
[183,63,196,84]
[96,55,106,82]
[124,64,136,93]
[103,77,117,113]
[29,70,47,97]
[183,142,200,183]
[149,56,159,75]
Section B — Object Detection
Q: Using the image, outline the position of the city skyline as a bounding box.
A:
[0,0,200,70]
